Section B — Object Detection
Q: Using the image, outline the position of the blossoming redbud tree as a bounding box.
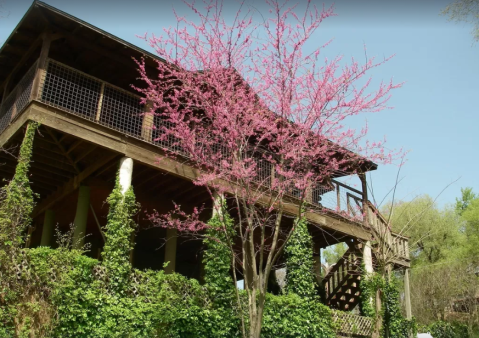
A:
[136,0,402,336]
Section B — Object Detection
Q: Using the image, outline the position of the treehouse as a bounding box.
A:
[0,2,411,336]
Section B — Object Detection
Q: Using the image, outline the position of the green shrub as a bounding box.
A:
[427,321,469,338]
[262,293,335,338]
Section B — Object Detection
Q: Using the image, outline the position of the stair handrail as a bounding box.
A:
[323,246,361,301]
[365,201,410,260]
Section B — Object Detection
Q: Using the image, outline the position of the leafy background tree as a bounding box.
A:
[442,0,479,42]
[386,189,479,336]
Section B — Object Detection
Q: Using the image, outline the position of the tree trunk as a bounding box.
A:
[248,291,266,338]
[372,288,382,338]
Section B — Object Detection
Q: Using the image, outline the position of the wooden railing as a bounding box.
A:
[332,310,373,337]
[0,60,38,134]
[367,202,410,260]
[323,247,361,302]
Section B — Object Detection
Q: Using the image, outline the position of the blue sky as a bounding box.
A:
[1,0,477,208]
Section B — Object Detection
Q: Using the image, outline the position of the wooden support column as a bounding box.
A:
[359,173,368,226]
[141,101,154,142]
[404,268,412,320]
[1,76,11,107]
[117,157,136,263]
[40,209,55,247]
[31,31,52,101]
[363,240,374,274]
[164,228,177,274]
[313,242,322,284]
[212,191,225,217]
[72,186,91,249]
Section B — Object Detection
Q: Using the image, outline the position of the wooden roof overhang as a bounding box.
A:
[0,0,377,178]
[0,0,161,99]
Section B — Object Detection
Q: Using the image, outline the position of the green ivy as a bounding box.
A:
[359,268,383,318]
[101,173,138,295]
[261,293,335,338]
[0,134,348,338]
[203,202,235,303]
[424,320,469,338]
[284,212,316,298]
[201,201,241,337]
[381,278,417,338]
[0,122,39,337]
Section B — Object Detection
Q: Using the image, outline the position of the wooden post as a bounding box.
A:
[164,228,177,274]
[40,209,55,247]
[72,186,91,249]
[363,241,374,274]
[117,157,135,263]
[1,75,11,107]
[336,182,341,210]
[95,83,105,121]
[404,268,412,319]
[10,86,21,120]
[141,101,154,142]
[359,173,368,226]
[313,241,322,284]
[31,31,52,101]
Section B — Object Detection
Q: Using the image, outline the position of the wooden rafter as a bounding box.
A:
[45,128,81,174]
[73,145,97,164]
[32,152,120,218]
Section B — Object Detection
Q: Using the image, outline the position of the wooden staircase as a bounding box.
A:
[323,243,363,311]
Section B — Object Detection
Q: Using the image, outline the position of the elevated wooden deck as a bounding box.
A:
[0,56,410,267]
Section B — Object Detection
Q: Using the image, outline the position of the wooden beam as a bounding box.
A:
[46,24,138,71]
[31,155,78,174]
[93,159,118,178]
[0,36,42,96]
[0,156,71,181]
[32,152,120,218]
[45,128,81,173]
[73,145,97,164]
[66,139,83,154]
[134,171,165,189]
[31,31,51,101]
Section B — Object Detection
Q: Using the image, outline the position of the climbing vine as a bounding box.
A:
[359,269,417,338]
[0,121,39,338]
[101,171,138,294]
[359,266,383,318]
[381,278,416,338]
[203,201,235,303]
[284,212,316,298]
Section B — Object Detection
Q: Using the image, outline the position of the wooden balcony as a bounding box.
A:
[0,57,410,267]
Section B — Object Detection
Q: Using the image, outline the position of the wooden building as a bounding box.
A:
[0,2,411,336]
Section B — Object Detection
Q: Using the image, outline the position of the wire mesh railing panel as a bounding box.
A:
[100,85,143,138]
[13,61,37,120]
[0,61,38,134]
[152,115,187,155]
[251,154,272,188]
[40,60,101,120]
[0,93,15,134]
[313,180,364,220]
